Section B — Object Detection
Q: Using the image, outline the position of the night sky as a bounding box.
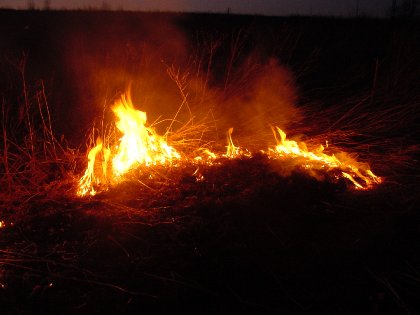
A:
[0,0,392,17]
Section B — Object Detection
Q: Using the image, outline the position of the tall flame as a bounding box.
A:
[77,92,179,196]
[111,93,180,175]
[78,138,111,196]
[225,128,239,158]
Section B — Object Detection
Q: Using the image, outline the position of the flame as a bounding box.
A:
[111,93,180,175]
[223,128,251,158]
[269,127,381,189]
[77,90,382,196]
[78,138,110,196]
[77,92,179,196]
[225,128,239,158]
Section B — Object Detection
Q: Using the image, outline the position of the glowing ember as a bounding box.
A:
[78,90,381,196]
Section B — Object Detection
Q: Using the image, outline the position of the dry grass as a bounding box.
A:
[2,51,419,205]
[0,16,419,314]
[0,60,79,213]
[295,91,420,180]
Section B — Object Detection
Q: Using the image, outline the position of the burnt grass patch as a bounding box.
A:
[1,155,419,314]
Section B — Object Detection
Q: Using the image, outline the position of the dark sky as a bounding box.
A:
[0,0,392,16]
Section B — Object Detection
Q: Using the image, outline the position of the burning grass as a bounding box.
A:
[1,72,418,312]
[0,13,420,314]
[76,87,383,197]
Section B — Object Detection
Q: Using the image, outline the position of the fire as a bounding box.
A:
[77,90,381,196]
[78,138,110,196]
[224,128,240,158]
[223,128,251,158]
[111,93,180,175]
[269,127,381,189]
[77,92,180,196]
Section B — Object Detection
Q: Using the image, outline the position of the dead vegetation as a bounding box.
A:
[0,11,419,314]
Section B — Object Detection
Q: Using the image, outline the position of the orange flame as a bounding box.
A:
[111,93,180,176]
[223,128,251,158]
[77,92,179,196]
[225,128,239,158]
[78,138,110,196]
[269,127,381,189]
[78,91,382,196]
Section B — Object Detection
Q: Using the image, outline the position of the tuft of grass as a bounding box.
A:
[0,58,79,211]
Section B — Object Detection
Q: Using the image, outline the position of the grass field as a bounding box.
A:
[0,9,419,314]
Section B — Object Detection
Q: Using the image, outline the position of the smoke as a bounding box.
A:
[63,13,189,139]
[62,12,301,148]
[215,57,300,148]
